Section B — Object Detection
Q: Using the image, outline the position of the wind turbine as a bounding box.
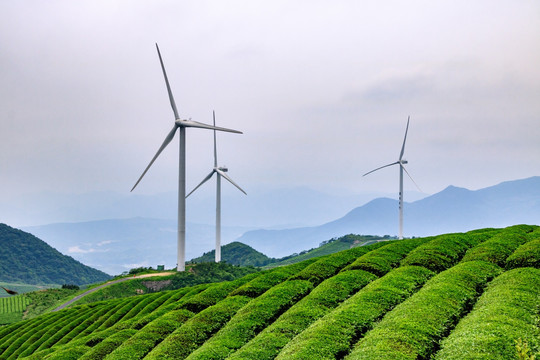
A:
[363,116,420,239]
[131,44,242,271]
[186,111,247,263]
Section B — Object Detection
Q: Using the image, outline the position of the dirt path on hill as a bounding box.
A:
[52,272,175,312]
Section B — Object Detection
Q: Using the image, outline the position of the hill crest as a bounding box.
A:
[0,223,111,285]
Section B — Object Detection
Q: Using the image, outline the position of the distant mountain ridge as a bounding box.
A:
[24,218,252,276]
[0,223,111,285]
[21,176,540,271]
[237,176,540,257]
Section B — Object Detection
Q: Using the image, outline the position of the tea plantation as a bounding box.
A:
[0,225,538,359]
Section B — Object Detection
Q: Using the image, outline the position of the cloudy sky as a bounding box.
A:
[1,0,539,206]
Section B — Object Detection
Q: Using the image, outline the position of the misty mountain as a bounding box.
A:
[237,176,540,257]
[24,218,252,276]
[0,223,110,285]
[1,186,420,229]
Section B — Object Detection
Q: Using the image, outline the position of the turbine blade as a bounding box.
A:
[156,44,180,120]
[363,161,400,177]
[216,169,247,195]
[131,125,178,192]
[399,116,410,161]
[213,111,218,167]
[186,171,216,198]
[177,119,243,134]
[401,164,423,192]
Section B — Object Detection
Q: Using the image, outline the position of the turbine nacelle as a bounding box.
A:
[400,159,408,165]
[217,166,228,172]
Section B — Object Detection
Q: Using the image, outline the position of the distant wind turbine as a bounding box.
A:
[363,116,421,239]
[186,111,247,263]
[131,44,242,271]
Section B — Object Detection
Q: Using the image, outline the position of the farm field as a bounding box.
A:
[0,224,538,359]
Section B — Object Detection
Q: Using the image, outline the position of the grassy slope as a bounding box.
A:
[266,234,392,268]
[0,225,538,360]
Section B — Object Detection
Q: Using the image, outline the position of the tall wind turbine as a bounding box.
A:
[363,116,420,239]
[186,111,247,263]
[131,44,242,271]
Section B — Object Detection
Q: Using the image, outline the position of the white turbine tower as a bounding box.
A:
[131,44,242,271]
[363,116,420,239]
[186,111,247,263]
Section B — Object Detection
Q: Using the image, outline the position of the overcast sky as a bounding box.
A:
[1,0,539,205]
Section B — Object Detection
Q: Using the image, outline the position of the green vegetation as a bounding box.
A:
[346,261,502,359]
[24,287,79,319]
[145,296,251,359]
[267,234,393,268]
[506,238,540,269]
[401,231,498,272]
[191,235,393,269]
[277,266,435,359]
[187,280,314,359]
[434,267,540,359]
[0,223,111,285]
[343,237,430,276]
[462,224,534,266]
[0,225,537,360]
[0,294,30,324]
[229,270,377,360]
[191,242,273,266]
[69,262,260,306]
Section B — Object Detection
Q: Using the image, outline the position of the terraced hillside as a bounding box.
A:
[0,225,538,359]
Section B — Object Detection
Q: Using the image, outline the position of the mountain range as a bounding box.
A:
[238,176,540,257]
[22,176,540,272]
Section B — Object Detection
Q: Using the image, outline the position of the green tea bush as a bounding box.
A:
[95,297,143,331]
[77,329,137,360]
[176,276,253,313]
[345,261,502,360]
[230,259,317,298]
[105,307,197,360]
[145,295,251,359]
[71,299,131,340]
[187,280,314,360]
[0,311,59,353]
[108,293,162,326]
[434,267,540,360]
[1,307,86,359]
[276,266,434,360]
[54,303,117,346]
[229,269,377,360]
[462,226,532,266]
[290,247,372,285]
[506,239,540,269]
[41,345,88,360]
[343,238,430,276]
[19,347,57,360]
[129,291,171,316]
[18,306,97,357]
[401,231,494,272]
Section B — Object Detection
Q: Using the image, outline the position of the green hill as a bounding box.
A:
[0,225,538,359]
[191,235,393,268]
[191,242,273,266]
[0,223,111,286]
[266,234,394,267]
